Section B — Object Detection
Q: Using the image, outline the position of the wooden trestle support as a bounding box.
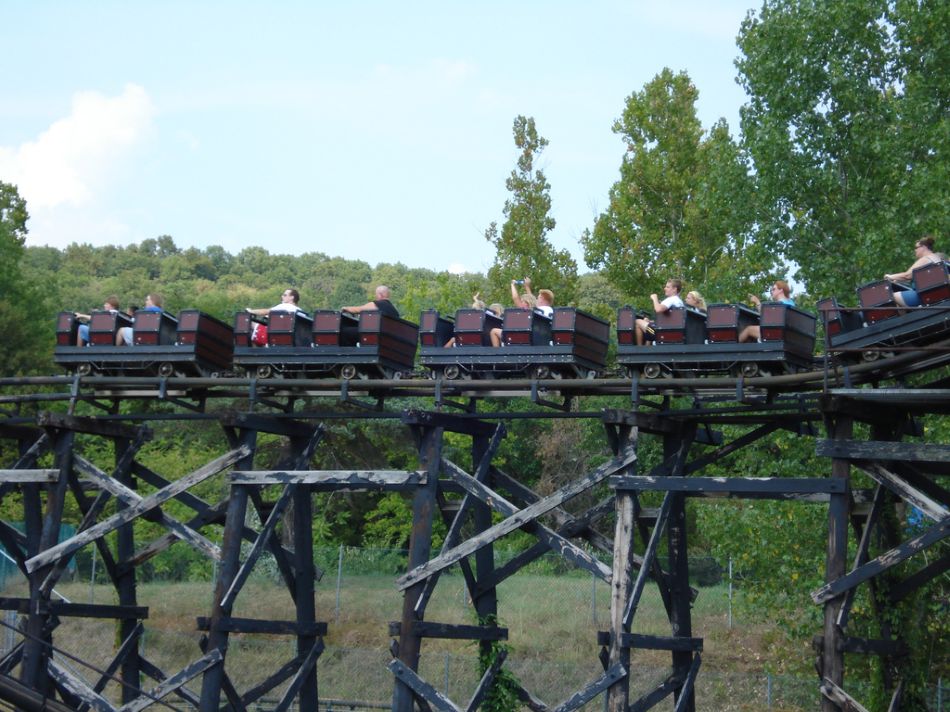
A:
[0,392,946,711]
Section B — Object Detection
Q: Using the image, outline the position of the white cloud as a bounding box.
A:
[0,84,154,210]
[447,262,469,275]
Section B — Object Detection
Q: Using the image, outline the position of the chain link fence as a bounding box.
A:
[0,545,944,710]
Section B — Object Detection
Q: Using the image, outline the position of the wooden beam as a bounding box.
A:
[465,648,507,712]
[888,553,950,603]
[230,469,426,488]
[0,469,59,483]
[389,658,462,712]
[47,659,116,712]
[817,439,950,463]
[117,649,222,712]
[812,517,950,604]
[397,451,633,590]
[25,445,249,572]
[0,598,147,619]
[73,454,222,564]
[611,475,846,495]
[443,460,612,583]
[820,678,872,712]
[550,664,625,712]
[272,639,324,712]
[854,461,948,522]
[388,621,508,641]
[194,616,327,636]
[37,412,145,441]
[606,632,704,652]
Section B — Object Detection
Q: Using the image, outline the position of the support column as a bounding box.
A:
[821,415,852,711]
[667,427,696,712]
[199,427,256,711]
[607,421,637,712]
[393,424,442,712]
[115,435,142,704]
[471,432,498,658]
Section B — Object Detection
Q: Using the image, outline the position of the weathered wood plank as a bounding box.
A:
[855,461,948,522]
[389,621,508,641]
[117,649,222,712]
[272,639,324,712]
[551,664,626,712]
[0,598,147,620]
[812,517,950,603]
[47,659,116,712]
[817,439,950,463]
[0,469,59,483]
[221,483,294,609]
[230,469,426,488]
[195,616,327,636]
[888,553,950,603]
[623,492,671,628]
[389,658,462,712]
[25,445,249,572]
[465,648,507,712]
[137,656,201,708]
[615,633,704,652]
[238,655,304,708]
[37,412,146,440]
[611,475,846,495]
[73,454,221,563]
[443,459,612,583]
[820,678,872,712]
[397,452,633,590]
[628,674,678,712]
[673,654,702,712]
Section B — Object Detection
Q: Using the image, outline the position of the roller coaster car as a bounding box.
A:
[617,304,817,378]
[857,279,911,325]
[232,310,419,379]
[816,297,864,339]
[825,266,950,362]
[419,307,609,380]
[418,310,455,347]
[53,310,234,377]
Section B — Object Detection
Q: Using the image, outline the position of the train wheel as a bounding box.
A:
[643,363,662,379]
[443,364,461,380]
[533,365,551,380]
[339,364,358,380]
[740,362,760,378]
[76,363,93,377]
[256,364,273,379]
[157,362,174,378]
[861,350,880,362]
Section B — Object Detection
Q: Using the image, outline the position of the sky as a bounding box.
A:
[1,0,758,276]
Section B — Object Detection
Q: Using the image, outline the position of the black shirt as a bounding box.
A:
[374,299,399,319]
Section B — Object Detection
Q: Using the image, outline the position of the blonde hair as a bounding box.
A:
[472,297,486,310]
[686,291,706,310]
[538,288,554,305]
[522,293,537,308]
[488,303,504,316]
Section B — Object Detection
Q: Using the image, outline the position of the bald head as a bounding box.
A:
[375,285,391,300]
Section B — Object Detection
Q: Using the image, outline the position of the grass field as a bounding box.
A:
[3,571,825,711]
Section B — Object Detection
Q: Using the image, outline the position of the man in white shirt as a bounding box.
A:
[636,279,684,345]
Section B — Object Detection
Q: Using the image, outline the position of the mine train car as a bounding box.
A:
[232,309,419,379]
[54,309,234,377]
[819,260,950,362]
[616,303,818,378]
[418,307,610,379]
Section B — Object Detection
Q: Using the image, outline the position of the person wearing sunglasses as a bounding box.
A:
[885,235,941,308]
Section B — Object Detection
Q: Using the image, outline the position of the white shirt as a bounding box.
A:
[661,295,684,310]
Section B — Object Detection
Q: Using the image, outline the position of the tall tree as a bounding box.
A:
[736,0,949,299]
[582,69,766,304]
[0,182,49,374]
[485,116,578,305]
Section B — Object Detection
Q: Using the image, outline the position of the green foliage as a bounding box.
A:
[485,116,578,305]
[582,69,769,306]
[0,182,51,375]
[736,0,950,299]
[476,614,522,712]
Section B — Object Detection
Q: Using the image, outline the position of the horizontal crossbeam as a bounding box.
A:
[230,470,425,488]
[611,475,846,495]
